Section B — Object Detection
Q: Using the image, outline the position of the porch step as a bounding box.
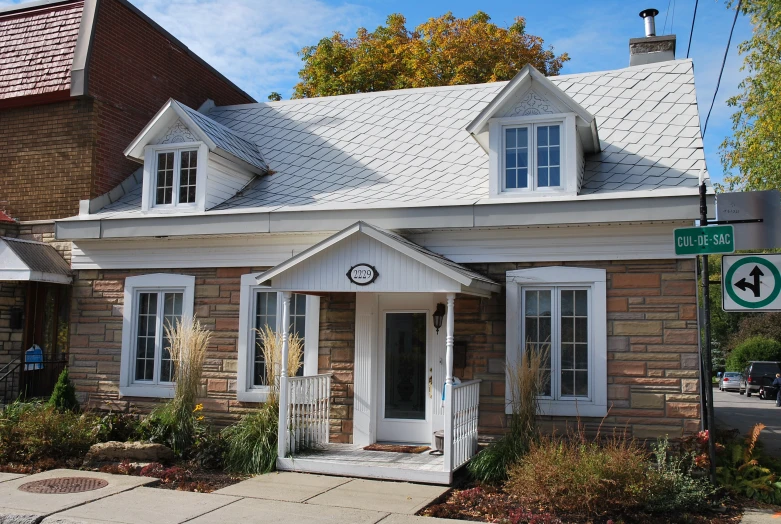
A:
[277,456,452,485]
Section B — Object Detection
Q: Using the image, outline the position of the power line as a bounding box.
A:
[663,0,673,34]
[703,0,743,138]
[687,0,699,58]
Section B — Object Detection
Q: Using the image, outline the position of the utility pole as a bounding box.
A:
[699,178,717,484]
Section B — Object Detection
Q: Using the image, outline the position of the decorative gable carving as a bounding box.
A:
[155,119,197,145]
[496,88,561,119]
[511,91,557,116]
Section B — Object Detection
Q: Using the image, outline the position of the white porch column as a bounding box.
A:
[443,293,456,472]
[277,291,292,459]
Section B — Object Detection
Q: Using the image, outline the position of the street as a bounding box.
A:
[714,387,781,456]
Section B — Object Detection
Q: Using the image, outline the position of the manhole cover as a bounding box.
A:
[18,477,109,494]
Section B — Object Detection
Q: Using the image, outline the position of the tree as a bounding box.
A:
[293,12,569,99]
[48,367,79,412]
[724,336,781,371]
[720,0,781,190]
[267,92,282,102]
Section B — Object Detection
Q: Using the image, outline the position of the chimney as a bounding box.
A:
[629,8,676,66]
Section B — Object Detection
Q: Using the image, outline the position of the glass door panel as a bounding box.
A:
[384,312,427,420]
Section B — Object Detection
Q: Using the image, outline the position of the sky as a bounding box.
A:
[5,0,756,183]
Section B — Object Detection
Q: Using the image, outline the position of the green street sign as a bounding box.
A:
[674,225,735,255]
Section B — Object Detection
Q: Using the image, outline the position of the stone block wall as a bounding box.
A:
[69,258,699,442]
[458,259,700,440]
[70,268,356,442]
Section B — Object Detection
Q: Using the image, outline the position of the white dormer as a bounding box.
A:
[124,99,267,213]
[466,65,600,198]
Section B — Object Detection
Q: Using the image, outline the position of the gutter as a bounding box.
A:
[56,192,716,241]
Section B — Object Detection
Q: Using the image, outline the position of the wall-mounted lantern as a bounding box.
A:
[432,303,446,334]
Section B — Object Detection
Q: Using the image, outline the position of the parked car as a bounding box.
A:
[719,372,742,392]
[739,361,781,397]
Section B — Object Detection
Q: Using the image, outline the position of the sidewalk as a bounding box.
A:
[0,469,464,524]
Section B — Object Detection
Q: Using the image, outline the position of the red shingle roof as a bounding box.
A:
[0,2,83,100]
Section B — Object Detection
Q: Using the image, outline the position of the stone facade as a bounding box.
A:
[458,259,700,440]
[69,258,699,441]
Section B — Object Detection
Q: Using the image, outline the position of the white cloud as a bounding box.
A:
[128,0,375,100]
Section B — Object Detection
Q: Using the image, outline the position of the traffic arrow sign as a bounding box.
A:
[722,254,781,311]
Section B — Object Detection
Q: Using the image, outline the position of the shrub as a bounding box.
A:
[48,367,79,412]
[506,431,652,519]
[222,401,279,474]
[717,423,781,503]
[725,336,781,371]
[468,343,548,483]
[646,437,716,513]
[0,400,97,464]
[93,412,141,442]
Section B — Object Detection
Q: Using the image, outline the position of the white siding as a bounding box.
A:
[70,223,688,270]
[353,293,377,446]
[576,133,585,193]
[268,233,462,293]
[205,155,255,210]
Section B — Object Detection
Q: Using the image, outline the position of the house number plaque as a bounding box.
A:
[347,264,378,286]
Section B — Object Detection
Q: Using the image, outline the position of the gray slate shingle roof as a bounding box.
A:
[95,59,705,217]
[174,101,267,172]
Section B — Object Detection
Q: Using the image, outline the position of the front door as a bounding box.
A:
[377,295,432,443]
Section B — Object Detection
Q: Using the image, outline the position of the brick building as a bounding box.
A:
[54,12,705,484]
[0,0,253,402]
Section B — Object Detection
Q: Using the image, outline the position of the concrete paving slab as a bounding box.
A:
[42,486,240,524]
[0,472,25,483]
[0,469,156,518]
[740,507,781,523]
[305,478,448,514]
[214,471,351,502]
[187,497,387,524]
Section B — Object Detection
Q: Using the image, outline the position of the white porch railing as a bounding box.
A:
[286,373,331,454]
[446,379,481,471]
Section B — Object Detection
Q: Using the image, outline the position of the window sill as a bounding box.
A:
[119,384,175,399]
[237,388,271,403]
[536,400,607,418]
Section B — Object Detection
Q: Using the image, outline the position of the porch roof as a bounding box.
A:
[254,221,500,296]
[0,237,71,284]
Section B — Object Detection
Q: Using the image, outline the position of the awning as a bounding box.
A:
[254,221,500,297]
[0,237,72,284]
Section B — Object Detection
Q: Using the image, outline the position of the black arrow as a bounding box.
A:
[735,265,764,297]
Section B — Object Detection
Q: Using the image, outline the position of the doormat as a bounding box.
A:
[364,444,430,454]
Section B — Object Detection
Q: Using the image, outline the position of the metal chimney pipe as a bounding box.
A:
[639,8,660,37]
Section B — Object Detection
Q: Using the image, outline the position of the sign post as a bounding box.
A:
[696,181,718,485]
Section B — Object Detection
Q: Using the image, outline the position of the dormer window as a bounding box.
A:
[500,119,565,194]
[141,142,206,213]
[155,149,198,206]
[504,123,562,191]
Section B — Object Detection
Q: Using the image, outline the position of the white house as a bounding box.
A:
[55,18,706,484]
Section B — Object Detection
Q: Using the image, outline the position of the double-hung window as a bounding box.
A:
[506,267,607,417]
[120,274,195,398]
[503,123,562,192]
[155,148,199,207]
[238,274,320,402]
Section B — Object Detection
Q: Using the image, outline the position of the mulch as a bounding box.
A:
[419,484,748,524]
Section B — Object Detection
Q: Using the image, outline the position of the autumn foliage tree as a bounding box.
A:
[720,0,781,190]
[293,12,569,98]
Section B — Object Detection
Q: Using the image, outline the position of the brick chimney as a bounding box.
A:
[630,8,676,66]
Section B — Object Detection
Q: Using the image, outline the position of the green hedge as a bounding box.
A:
[725,336,781,372]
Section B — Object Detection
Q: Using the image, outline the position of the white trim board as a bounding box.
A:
[69,222,693,271]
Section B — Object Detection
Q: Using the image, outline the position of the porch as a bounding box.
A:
[278,374,482,485]
[253,222,499,485]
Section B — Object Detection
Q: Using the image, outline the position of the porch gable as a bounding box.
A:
[254,221,499,296]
